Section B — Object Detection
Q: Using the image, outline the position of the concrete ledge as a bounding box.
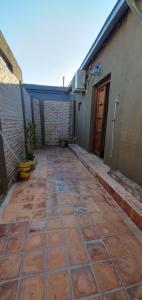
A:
[69,144,142,230]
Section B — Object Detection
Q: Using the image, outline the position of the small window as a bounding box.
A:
[78,102,82,111]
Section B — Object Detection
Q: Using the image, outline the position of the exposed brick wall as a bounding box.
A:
[32,98,42,147]
[0,57,32,185]
[32,98,72,147]
[23,87,32,124]
[0,57,25,184]
[44,100,72,146]
[0,52,72,188]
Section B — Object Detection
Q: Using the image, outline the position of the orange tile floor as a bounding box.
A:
[0,147,142,299]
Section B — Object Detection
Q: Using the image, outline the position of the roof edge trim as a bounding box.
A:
[80,0,128,70]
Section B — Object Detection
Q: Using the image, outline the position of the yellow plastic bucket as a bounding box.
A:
[17,160,32,179]
[19,171,31,179]
[18,161,32,169]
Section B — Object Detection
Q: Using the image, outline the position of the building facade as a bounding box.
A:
[72,0,142,185]
[0,31,32,202]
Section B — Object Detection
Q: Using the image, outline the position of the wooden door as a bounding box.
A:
[94,85,107,157]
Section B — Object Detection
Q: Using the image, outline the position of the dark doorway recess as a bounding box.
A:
[90,75,110,158]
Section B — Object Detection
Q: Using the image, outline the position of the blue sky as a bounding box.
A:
[1,0,117,86]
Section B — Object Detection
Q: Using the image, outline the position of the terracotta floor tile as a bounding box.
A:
[29,220,46,232]
[121,234,142,258]
[32,209,46,219]
[103,289,129,299]
[71,266,98,298]
[47,271,71,300]
[47,247,65,269]
[62,215,77,228]
[23,203,33,209]
[47,218,62,230]
[9,222,28,237]
[0,254,21,281]
[65,228,83,244]
[61,205,74,215]
[1,148,142,299]
[19,276,44,300]
[6,236,25,253]
[26,232,45,251]
[113,256,142,286]
[0,225,8,238]
[0,238,6,254]
[91,212,106,224]
[87,241,109,262]
[78,213,94,226]
[47,207,60,218]
[68,244,89,265]
[127,284,142,299]
[104,237,129,258]
[0,280,18,300]
[23,250,44,274]
[47,230,64,246]
[114,221,132,235]
[81,226,97,241]
[95,223,116,239]
[34,201,46,209]
[93,260,122,292]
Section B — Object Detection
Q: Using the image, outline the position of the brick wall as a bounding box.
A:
[23,87,32,124]
[32,98,42,147]
[32,98,72,147]
[0,56,32,185]
[44,100,72,146]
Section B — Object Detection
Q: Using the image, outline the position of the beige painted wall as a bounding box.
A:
[74,3,142,185]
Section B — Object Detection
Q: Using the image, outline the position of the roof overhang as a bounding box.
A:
[80,0,129,70]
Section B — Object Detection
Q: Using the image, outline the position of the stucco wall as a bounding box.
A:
[0,31,22,82]
[74,5,142,185]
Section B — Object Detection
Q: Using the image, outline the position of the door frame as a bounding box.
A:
[89,74,111,156]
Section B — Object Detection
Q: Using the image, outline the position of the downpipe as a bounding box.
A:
[110,96,120,158]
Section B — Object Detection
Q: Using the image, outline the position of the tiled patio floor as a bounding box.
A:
[0,147,142,299]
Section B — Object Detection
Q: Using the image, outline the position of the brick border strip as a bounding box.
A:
[69,144,142,230]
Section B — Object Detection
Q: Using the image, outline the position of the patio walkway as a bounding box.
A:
[0,147,142,299]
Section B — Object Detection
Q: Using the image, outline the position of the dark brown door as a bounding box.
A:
[93,83,109,157]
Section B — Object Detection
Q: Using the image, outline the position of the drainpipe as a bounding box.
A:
[126,0,142,20]
[110,95,120,158]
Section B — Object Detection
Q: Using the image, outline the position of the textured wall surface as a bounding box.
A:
[0,57,25,184]
[23,87,32,124]
[32,98,72,147]
[32,98,42,147]
[0,57,32,185]
[74,6,142,185]
[44,100,72,146]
